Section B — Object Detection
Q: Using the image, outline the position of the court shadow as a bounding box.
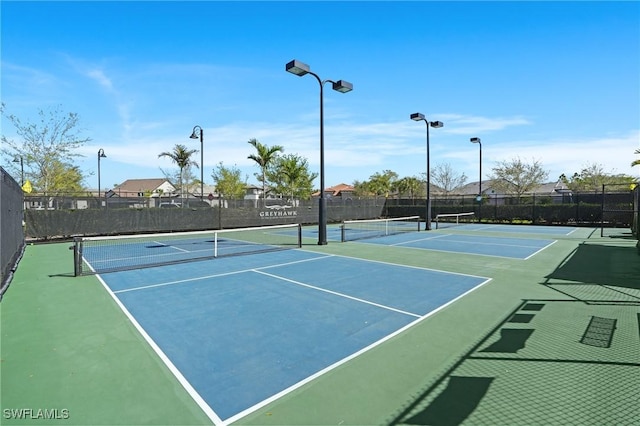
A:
[402,376,494,426]
[545,243,640,290]
[479,328,534,353]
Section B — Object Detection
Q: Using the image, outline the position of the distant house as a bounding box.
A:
[185,183,218,200]
[313,183,356,199]
[450,179,571,204]
[110,178,176,198]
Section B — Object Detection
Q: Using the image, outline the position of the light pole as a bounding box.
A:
[286,59,353,245]
[410,113,443,230]
[189,125,204,203]
[97,149,106,207]
[470,137,482,223]
[12,156,24,187]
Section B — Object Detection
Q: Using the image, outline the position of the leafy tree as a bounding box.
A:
[366,170,399,197]
[50,160,84,195]
[352,180,372,197]
[560,162,637,192]
[266,153,317,201]
[247,138,284,205]
[158,144,198,203]
[430,163,468,196]
[489,157,549,198]
[396,176,424,201]
[1,103,91,194]
[212,163,247,200]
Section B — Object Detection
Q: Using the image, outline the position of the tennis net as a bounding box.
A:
[72,223,302,275]
[341,216,421,242]
[434,212,475,229]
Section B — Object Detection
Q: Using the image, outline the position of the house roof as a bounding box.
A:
[185,183,218,197]
[314,183,355,197]
[114,178,174,193]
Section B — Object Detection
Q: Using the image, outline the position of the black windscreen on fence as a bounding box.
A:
[633,185,639,238]
[18,189,640,242]
[1,167,25,299]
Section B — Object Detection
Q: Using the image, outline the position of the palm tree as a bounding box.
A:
[271,154,318,201]
[247,138,283,205]
[158,144,199,205]
[632,149,640,167]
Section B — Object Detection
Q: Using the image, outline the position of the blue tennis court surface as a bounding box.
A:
[96,249,489,423]
[350,232,556,259]
[438,223,578,236]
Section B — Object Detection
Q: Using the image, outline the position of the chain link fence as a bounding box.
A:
[23,196,388,240]
[20,189,637,241]
[387,190,635,229]
[1,167,25,299]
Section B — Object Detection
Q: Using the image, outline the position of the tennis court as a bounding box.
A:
[339,218,557,259]
[2,221,638,426]
[96,247,490,423]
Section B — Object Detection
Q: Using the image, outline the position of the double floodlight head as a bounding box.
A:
[470,137,481,144]
[410,113,444,128]
[286,59,353,93]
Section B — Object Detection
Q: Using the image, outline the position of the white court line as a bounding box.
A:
[430,236,553,249]
[153,240,190,253]
[113,254,335,294]
[252,269,422,319]
[390,233,451,246]
[308,249,490,280]
[355,234,554,259]
[102,249,494,426]
[524,240,558,260]
[224,275,493,425]
[94,275,224,425]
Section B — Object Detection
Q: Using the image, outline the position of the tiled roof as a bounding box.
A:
[313,183,355,197]
[114,178,173,192]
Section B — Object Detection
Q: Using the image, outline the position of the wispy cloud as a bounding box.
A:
[438,114,533,135]
[86,68,113,91]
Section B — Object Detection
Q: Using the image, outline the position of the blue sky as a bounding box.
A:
[2,1,639,191]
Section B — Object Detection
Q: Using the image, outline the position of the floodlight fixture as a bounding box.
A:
[97,149,106,207]
[410,113,444,230]
[285,60,310,76]
[470,137,483,221]
[332,80,353,93]
[286,59,353,245]
[189,125,204,202]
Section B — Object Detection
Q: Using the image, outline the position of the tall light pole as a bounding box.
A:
[97,149,106,207]
[286,59,353,245]
[12,156,24,187]
[189,125,204,203]
[470,137,482,223]
[410,113,443,230]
